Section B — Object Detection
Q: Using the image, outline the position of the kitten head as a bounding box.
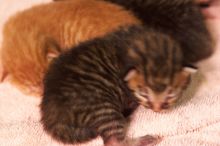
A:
[125,67,196,112]
[125,30,197,112]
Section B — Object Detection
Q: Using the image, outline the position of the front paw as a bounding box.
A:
[105,135,161,146]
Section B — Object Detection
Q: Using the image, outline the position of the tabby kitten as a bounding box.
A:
[0,0,140,96]
[41,25,195,146]
[100,0,213,111]
[52,0,213,111]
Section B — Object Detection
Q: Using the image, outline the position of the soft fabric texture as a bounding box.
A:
[0,0,220,146]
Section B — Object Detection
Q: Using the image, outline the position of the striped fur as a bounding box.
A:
[41,25,184,145]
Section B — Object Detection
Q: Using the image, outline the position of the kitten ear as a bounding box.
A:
[46,39,62,62]
[183,66,198,74]
[47,50,60,61]
[124,69,138,82]
[177,66,197,88]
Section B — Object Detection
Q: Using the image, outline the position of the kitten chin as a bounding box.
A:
[0,0,140,96]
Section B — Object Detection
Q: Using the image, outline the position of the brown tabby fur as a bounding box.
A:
[41,25,185,146]
[0,0,140,96]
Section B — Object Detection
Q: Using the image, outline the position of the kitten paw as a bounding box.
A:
[136,135,162,146]
[105,135,161,146]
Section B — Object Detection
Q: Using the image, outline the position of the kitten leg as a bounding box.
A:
[94,111,161,146]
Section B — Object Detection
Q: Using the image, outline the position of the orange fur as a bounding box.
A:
[0,0,140,96]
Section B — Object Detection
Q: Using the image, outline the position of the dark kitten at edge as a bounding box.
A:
[41,25,190,146]
[104,0,214,65]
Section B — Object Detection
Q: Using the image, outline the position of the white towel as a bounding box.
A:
[0,0,220,146]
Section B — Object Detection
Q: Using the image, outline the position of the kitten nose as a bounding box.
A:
[152,102,169,112]
[152,104,162,112]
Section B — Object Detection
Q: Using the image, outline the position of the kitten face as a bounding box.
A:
[124,67,196,112]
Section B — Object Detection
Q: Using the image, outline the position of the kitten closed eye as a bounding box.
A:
[139,92,149,98]
[166,94,176,99]
[161,102,169,109]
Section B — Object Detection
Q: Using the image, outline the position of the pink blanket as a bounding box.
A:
[0,0,220,145]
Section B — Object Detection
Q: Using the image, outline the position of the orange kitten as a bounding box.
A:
[0,0,140,96]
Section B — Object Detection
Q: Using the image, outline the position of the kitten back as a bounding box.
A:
[1,0,140,96]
